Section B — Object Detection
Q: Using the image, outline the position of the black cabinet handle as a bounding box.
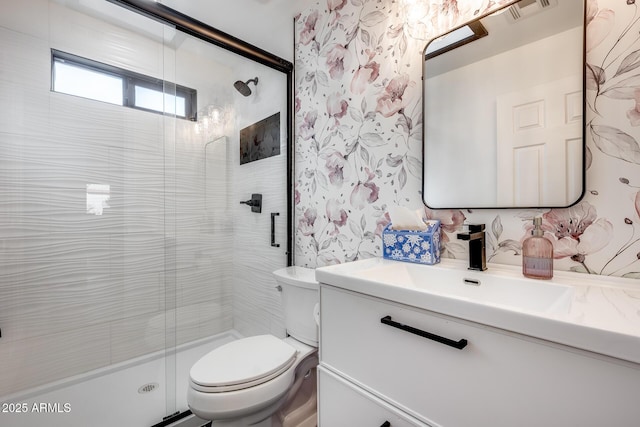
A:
[271,213,280,247]
[380,422,391,427]
[381,315,468,350]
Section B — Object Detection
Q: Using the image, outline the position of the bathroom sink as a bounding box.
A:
[317,258,574,315]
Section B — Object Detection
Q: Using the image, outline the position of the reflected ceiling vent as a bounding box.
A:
[505,0,557,23]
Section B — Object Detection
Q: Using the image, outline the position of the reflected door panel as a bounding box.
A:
[496,75,583,206]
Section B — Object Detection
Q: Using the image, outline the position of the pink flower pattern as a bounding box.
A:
[326,199,348,236]
[424,208,466,234]
[350,168,380,209]
[375,74,413,118]
[294,0,640,279]
[533,202,613,262]
[326,44,350,80]
[586,0,614,52]
[627,88,640,126]
[298,208,317,237]
[375,212,391,238]
[323,150,349,186]
[351,50,380,94]
[299,10,319,46]
[299,111,317,141]
[351,61,380,94]
[326,93,348,120]
[327,0,346,12]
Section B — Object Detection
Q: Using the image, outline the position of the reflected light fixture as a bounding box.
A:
[402,0,431,40]
[195,104,227,141]
[424,21,488,60]
[402,0,505,48]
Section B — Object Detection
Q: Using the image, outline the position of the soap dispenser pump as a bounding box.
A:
[522,217,553,280]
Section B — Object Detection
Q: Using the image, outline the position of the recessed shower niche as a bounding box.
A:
[240,112,282,165]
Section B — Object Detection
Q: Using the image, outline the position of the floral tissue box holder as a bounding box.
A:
[382,220,441,265]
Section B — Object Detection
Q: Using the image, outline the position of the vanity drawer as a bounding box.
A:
[320,284,640,427]
[318,365,430,427]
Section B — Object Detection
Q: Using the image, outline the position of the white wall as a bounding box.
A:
[230,64,290,339]
[160,0,314,62]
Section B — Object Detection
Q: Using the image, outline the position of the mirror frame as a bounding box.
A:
[421,0,586,210]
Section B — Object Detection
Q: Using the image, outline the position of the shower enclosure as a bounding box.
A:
[0,0,292,425]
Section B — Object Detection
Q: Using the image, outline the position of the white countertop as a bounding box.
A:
[315,258,640,365]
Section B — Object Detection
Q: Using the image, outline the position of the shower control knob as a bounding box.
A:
[239,193,262,213]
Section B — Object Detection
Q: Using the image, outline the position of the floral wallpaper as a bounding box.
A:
[294,0,640,281]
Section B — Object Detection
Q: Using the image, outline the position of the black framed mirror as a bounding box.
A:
[422,0,585,209]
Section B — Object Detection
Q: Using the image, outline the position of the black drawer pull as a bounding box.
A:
[381,315,468,350]
[380,422,391,427]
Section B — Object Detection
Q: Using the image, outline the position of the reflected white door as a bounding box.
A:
[496,75,582,206]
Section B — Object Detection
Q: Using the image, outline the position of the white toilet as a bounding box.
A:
[187,266,319,426]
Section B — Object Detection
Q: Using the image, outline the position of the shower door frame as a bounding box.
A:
[108,0,295,268]
[107,1,295,425]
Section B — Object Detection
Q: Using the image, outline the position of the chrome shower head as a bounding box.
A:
[233,77,259,96]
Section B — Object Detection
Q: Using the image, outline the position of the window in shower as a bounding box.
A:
[51,49,197,120]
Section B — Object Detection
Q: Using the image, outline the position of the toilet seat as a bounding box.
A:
[190,335,297,393]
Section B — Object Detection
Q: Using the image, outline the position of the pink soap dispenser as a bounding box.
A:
[522,217,553,280]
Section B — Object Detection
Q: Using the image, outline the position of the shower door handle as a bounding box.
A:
[271,212,280,247]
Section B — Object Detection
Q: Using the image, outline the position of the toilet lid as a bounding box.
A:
[190,335,297,391]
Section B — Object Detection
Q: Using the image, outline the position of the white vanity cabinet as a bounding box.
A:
[318,284,640,427]
[318,365,429,427]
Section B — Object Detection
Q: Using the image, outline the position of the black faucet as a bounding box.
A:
[457,224,487,271]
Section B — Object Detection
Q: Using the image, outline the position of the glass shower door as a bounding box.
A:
[168,25,291,417]
[0,1,183,425]
[0,1,291,425]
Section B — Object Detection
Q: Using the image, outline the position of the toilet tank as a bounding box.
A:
[273,266,319,347]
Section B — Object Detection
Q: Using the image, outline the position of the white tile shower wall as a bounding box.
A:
[48,0,168,79]
[0,0,234,397]
[161,0,305,302]
[294,0,640,283]
[231,64,290,339]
